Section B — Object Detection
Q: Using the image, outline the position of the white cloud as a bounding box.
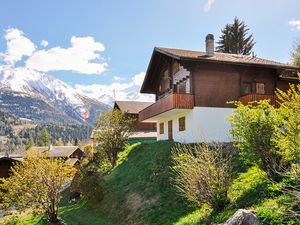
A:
[288,19,300,30]
[75,71,154,105]
[203,0,215,12]
[113,76,125,81]
[26,36,107,74]
[132,71,146,86]
[40,40,48,47]
[3,28,36,65]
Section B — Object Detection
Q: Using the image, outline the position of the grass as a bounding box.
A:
[1,141,299,225]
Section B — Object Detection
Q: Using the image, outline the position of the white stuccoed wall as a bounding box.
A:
[156,107,234,143]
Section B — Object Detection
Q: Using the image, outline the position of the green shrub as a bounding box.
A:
[171,143,232,210]
[256,198,297,225]
[275,82,300,163]
[71,159,107,202]
[229,100,283,177]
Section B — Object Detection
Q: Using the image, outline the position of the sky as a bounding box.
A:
[0,0,299,104]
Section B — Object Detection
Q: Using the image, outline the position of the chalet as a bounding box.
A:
[33,145,84,166]
[0,146,83,178]
[139,34,299,143]
[113,101,157,142]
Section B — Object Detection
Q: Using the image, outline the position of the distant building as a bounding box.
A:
[113,101,157,143]
[139,34,299,143]
[0,145,83,178]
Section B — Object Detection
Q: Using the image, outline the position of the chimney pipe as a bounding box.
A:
[205,34,214,57]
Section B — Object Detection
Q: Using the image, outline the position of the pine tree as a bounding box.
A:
[38,127,51,146]
[217,17,255,55]
[25,135,34,150]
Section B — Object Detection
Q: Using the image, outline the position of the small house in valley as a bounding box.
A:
[0,146,83,178]
[33,145,84,166]
[113,101,157,142]
[139,34,299,143]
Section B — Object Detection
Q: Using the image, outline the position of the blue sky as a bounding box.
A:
[0,0,300,103]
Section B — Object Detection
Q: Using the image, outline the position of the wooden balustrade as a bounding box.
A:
[239,94,280,108]
[139,93,194,121]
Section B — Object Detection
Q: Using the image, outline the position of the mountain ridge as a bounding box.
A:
[0,66,111,125]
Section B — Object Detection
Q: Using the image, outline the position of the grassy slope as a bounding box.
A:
[2,141,298,225]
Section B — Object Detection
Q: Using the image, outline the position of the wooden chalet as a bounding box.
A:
[139,34,299,143]
[113,101,157,142]
[0,146,83,178]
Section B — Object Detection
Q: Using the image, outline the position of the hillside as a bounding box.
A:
[3,141,297,225]
[0,110,93,153]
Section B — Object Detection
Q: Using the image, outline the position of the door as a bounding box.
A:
[168,120,173,140]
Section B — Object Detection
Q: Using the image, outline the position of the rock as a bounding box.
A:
[220,209,261,225]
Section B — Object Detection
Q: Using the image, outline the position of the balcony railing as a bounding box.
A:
[139,93,194,121]
[239,94,279,108]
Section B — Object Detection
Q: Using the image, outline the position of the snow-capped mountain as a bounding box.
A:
[0,66,111,125]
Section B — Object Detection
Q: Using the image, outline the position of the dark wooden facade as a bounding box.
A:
[0,157,19,178]
[139,47,299,121]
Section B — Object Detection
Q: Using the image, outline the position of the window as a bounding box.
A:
[179,116,186,131]
[242,82,252,95]
[256,83,265,94]
[159,123,164,134]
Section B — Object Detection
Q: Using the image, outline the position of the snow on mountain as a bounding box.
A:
[0,66,111,124]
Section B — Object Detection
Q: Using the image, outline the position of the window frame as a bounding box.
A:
[255,82,265,94]
[159,122,164,134]
[178,116,186,132]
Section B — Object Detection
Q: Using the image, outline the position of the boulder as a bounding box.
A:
[220,209,261,225]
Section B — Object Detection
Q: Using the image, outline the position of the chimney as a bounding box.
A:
[205,34,214,56]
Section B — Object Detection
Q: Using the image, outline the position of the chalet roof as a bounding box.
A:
[141,47,299,93]
[114,101,154,114]
[0,156,23,162]
[155,47,298,69]
[33,146,81,158]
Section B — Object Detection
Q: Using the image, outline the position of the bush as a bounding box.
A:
[71,158,108,202]
[171,143,232,210]
[229,100,283,177]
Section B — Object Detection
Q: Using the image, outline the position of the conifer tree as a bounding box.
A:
[217,17,255,55]
[25,135,34,150]
[38,127,51,146]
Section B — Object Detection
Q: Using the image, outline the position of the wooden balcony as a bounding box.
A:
[139,93,194,122]
[239,94,280,108]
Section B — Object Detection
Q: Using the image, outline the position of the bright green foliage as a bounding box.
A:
[174,204,212,225]
[171,143,232,209]
[83,143,94,160]
[216,17,255,55]
[0,149,74,224]
[25,134,34,150]
[37,127,51,146]
[229,100,282,177]
[93,109,135,168]
[276,82,300,162]
[291,42,300,66]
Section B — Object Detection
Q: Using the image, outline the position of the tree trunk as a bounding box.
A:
[47,198,59,224]
[111,149,118,168]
